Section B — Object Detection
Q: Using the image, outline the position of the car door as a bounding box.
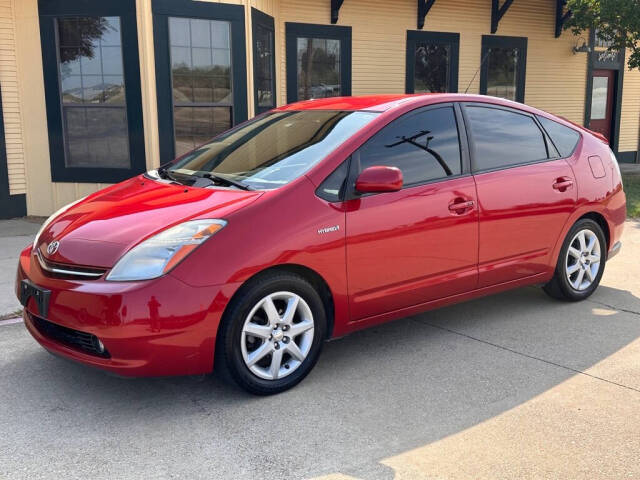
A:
[462,103,577,288]
[344,104,479,321]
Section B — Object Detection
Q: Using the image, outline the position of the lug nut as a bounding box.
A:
[282,325,289,331]
[274,342,280,349]
[283,337,289,343]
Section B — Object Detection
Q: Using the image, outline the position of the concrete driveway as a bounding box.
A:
[0,221,639,479]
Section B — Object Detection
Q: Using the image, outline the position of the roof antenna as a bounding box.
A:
[464,50,491,94]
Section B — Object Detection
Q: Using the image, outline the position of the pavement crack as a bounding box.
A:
[415,319,640,395]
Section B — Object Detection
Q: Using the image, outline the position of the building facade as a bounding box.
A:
[0,0,639,218]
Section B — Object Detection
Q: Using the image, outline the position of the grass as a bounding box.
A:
[623,175,640,219]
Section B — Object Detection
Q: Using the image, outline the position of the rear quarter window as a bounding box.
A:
[536,115,581,158]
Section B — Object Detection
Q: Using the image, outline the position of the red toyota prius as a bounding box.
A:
[16,94,625,394]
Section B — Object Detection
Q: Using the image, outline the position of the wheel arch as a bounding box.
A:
[218,263,336,341]
[578,211,610,250]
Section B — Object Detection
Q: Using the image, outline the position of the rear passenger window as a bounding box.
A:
[466,106,548,171]
[356,106,461,187]
[537,115,581,157]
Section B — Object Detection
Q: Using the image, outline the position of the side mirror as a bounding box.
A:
[355,166,403,193]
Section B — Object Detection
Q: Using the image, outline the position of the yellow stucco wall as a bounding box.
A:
[4,0,640,216]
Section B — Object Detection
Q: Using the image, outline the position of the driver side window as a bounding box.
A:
[356,106,462,187]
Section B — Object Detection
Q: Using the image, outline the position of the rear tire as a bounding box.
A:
[215,272,326,395]
[543,218,606,301]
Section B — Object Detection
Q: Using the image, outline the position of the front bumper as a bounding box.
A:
[16,246,239,377]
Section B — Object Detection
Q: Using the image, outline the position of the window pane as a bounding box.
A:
[414,43,450,93]
[63,106,129,168]
[486,47,518,101]
[466,106,548,170]
[358,107,461,186]
[317,160,349,202]
[254,23,275,108]
[537,115,581,157]
[174,106,232,157]
[169,17,233,155]
[297,37,341,100]
[590,76,609,120]
[56,16,131,169]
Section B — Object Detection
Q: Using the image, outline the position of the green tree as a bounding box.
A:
[564,0,640,69]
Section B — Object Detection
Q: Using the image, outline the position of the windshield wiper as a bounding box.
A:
[200,172,252,191]
[157,166,183,184]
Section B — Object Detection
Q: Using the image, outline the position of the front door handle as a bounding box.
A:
[552,177,574,192]
[448,199,475,214]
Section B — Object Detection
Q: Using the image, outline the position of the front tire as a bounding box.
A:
[543,218,606,301]
[216,272,326,395]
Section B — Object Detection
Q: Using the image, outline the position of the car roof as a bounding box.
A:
[274,93,533,113]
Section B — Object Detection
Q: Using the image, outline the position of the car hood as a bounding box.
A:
[36,176,263,268]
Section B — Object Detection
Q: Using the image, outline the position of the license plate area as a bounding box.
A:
[19,279,51,318]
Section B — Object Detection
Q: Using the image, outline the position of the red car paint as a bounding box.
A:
[16,94,626,377]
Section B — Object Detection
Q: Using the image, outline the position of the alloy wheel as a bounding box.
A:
[240,291,315,380]
[565,229,601,291]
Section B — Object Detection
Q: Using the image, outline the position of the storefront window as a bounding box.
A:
[285,23,351,103]
[169,17,233,156]
[296,38,341,100]
[480,36,527,103]
[39,0,146,183]
[252,9,276,114]
[57,17,130,168]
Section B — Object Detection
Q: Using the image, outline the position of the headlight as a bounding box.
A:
[33,196,87,249]
[106,219,226,281]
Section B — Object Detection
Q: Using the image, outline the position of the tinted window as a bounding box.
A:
[297,37,342,100]
[537,116,580,157]
[466,106,548,171]
[169,110,377,190]
[316,160,349,202]
[357,107,461,186]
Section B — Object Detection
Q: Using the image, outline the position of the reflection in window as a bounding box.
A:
[466,107,548,170]
[297,38,341,100]
[414,43,450,93]
[169,17,233,156]
[486,47,519,101]
[254,23,275,110]
[590,76,609,120]
[358,107,462,186]
[537,116,580,158]
[57,16,130,168]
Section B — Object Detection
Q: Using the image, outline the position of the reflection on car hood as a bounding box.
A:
[36,175,263,268]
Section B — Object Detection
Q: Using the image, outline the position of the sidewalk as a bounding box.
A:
[0,218,41,318]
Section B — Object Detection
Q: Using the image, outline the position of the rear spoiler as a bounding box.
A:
[556,115,609,144]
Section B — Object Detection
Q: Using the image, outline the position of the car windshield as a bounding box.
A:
[166,110,378,190]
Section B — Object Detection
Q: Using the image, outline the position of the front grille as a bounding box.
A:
[31,314,110,358]
[36,249,107,280]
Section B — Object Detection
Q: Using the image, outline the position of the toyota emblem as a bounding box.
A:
[47,240,60,256]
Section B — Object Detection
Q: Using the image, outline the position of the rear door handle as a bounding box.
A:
[552,177,573,191]
[448,199,475,213]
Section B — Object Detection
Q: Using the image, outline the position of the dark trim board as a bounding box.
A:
[285,22,352,104]
[405,30,459,94]
[616,151,638,164]
[152,0,248,164]
[252,8,276,115]
[38,0,147,183]
[0,84,26,218]
[480,35,527,104]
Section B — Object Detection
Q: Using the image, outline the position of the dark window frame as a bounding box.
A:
[39,0,146,183]
[460,102,558,174]
[152,0,248,164]
[344,102,471,199]
[251,8,276,115]
[480,35,527,104]
[285,22,352,104]
[405,30,459,94]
